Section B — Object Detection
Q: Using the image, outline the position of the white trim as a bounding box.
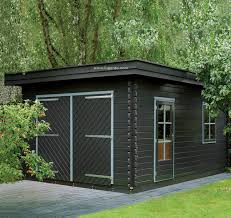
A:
[41,134,59,137]
[154,97,175,183]
[36,133,38,155]
[163,105,166,160]
[85,135,111,139]
[202,102,204,144]
[203,140,216,144]
[154,97,175,103]
[172,103,175,179]
[172,102,176,179]
[36,91,113,98]
[158,122,172,125]
[85,95,112,99]
[85,174,111,179]
[70,96,73,181]
[37,98,59,102]
[111,92,114,185]
[158,139,172,143]
[202,102,216,144]
[154,98,157,181]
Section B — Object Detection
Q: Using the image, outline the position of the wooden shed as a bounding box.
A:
[5,60,227,191]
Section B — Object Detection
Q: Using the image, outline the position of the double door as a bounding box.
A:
[36,91,114,185]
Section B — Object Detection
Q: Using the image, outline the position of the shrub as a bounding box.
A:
[0,100,55,183]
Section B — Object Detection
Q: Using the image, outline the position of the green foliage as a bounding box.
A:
[0,0,229,72]
[0,163,23,183]
[172,0,231,140]
[0,100,54,183]
[225,167,231,173]
[22,150,54,182]
[0,0,180,74]
[0,0,230,138]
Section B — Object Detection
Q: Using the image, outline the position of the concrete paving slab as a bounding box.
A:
[0,173,230,218]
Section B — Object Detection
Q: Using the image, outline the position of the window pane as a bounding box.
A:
[204,106,209,123]
[158,124,164,140]
[165,105,171,122]
[210,116,216,123]
[158,143,164,161]
[204,124,210,141]
[210,124,216,140]
[166,124,172,140]
[165,142,172,160]
[158,105,164,122]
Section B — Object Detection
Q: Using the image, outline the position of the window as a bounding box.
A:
[157,104,173,161]
[202,103,216,143]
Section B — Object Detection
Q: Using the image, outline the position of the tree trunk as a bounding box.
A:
[79,0,92,65]
[37,0,58,67]
[70,0,81,63]
[113,0,121,22]
[90,23,99,63]
[57,7,70,64]
[112,0,125,59]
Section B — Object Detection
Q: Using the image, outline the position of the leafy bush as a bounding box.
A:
[0,100,55,183]
[224,167,231,173]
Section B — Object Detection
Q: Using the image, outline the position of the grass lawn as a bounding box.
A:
[82,178,231,218]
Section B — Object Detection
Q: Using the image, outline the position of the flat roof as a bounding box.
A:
[4,59,201,86]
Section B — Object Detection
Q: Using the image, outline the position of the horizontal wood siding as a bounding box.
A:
[22,77,129,186]
[136,77,226,185]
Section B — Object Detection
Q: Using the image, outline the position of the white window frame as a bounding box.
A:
[157,105,173,161]
[202,102,216,144]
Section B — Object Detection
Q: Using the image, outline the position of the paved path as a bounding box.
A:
[0,173,230,218]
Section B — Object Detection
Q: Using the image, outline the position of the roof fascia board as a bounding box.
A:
[5,69,201,86]
[5,60,201,86]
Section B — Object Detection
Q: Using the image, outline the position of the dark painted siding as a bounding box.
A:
[38,97,70,181]
[22,77,129,186]
[73,96,111,185]
[136,77,226,185]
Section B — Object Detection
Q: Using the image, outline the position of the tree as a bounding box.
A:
[1,0,230,106]
[0,101,54,183]
[0,0,25,103]
[173,0,231,150]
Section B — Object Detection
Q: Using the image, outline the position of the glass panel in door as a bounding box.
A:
[155,101,174,182]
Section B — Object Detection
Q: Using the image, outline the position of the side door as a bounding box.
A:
[154,98,175,182]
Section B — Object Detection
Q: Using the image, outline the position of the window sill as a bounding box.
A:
[202,141,216,144]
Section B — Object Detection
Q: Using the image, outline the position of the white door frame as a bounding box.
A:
[154,97,175,182]
[36,90,114,184]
